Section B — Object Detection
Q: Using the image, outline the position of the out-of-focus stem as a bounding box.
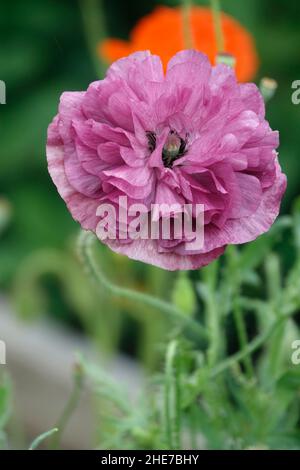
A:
[202,261,221,367]
[78,231,209,342]
[228,247,255,379]
[164,341,181,449]
[29,428,58,450]
[233,297,255,379]
[182,0,194,49]
[210,0,225,53]
[264,254,285,377]
[79,0,107,77]
[210,317,287,378]
[189,404,197,449]
[51,363,84,449]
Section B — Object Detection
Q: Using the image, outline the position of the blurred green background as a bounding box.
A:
[0,0,300,360]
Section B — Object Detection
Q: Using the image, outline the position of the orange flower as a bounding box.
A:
[99,6,259,82]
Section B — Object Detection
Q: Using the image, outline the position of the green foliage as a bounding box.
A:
[0,375,11,449]
[12,236,173,366]
[75,208,300,450]
[79,355,163,450]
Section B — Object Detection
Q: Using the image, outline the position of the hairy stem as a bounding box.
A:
[233,297,255,379]
[77,231,208,342]
[264,254,285,378]
[202,261,221,367]
[227,247,255,379]
[210,317,286,378]
[51,364,84,449]
[164,341,181,449]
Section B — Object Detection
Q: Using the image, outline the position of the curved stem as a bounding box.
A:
[182,0,194,49]
[29,428,58,450]
[210,0,225,53]
[77,231,208,342]
[51,364,84,449]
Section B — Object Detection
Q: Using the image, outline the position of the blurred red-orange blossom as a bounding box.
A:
[99,6,259,83]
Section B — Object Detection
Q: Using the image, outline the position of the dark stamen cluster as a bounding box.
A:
[146,131,156,153]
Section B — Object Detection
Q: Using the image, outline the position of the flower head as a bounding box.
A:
[100,6,259,82]
[47,50,286,271]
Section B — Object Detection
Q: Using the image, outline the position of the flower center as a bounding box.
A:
[146,130,187,168]
[162,131,187,168]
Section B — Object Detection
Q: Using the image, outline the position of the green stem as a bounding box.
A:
[164,351,172,447]
[164,341,181,449]
[233,296,255,379]
[78,231,208,342]
[189,404,197,449]
[268,322,286,379]
[210,317,286,378]
[207,292,220,366]
[264,254,285,377]
[202,261,221,367]
[79,0,107,77]
[182,0,194,49]
[265,254,281,305]
[29,428,58,450]
[51,364,84,449]
[174,350,181,450]
[210,0,225,53]
[227,247,254,379]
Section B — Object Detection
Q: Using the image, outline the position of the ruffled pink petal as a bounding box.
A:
[105,238,226,271]
[47,50,287,271]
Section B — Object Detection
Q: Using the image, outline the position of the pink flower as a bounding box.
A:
[47,50,286,271]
